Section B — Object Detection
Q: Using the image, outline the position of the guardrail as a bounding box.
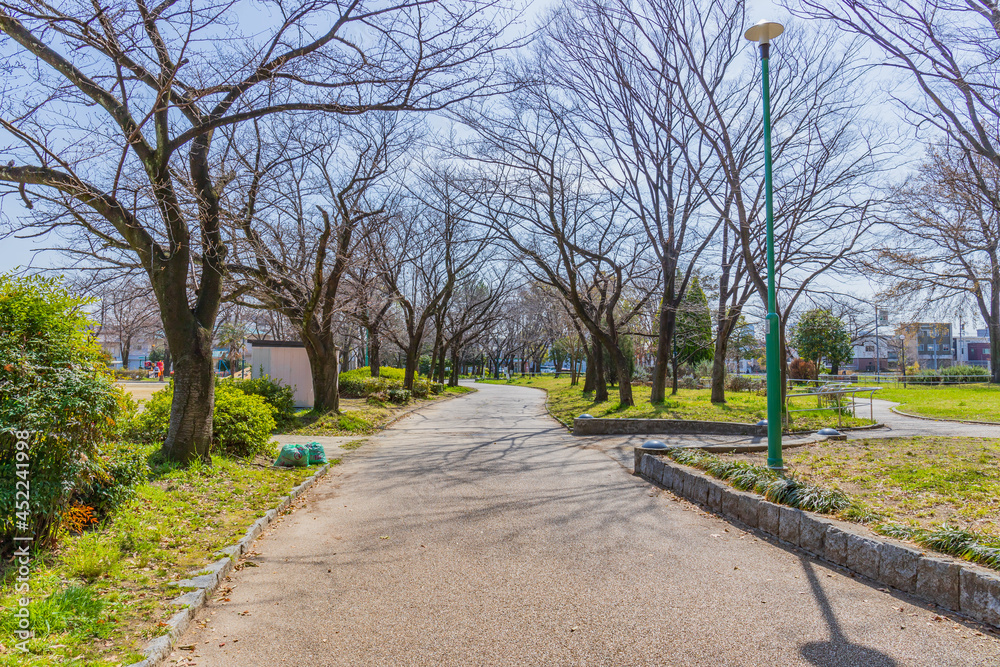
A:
[785,385,882,427]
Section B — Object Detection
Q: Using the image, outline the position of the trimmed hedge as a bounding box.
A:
[907,364,990,385]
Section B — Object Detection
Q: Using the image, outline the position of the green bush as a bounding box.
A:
[430,382,445,394]
[411,377,430,398]
[129,382,276,458]
[76,442,151,520]
[232,375,296,427]
[941,364,990,383]
[338,366,406,397]
[113,368,149,380]
[0,274,128,546]
[387,388,412,404]
[212,382,277,457]
[127,382,173,444]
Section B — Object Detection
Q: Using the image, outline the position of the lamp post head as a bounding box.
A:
[744,20,784,45]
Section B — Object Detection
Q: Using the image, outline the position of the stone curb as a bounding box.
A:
[890,406,1000,427]
[126,463,331,667]
[786,422,886,435]
[635,450,1000,630]
[576,417,765,437]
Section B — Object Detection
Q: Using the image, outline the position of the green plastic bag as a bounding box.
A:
[274,444,309,467]
[307,442,327,465]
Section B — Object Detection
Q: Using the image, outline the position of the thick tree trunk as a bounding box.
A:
[403,339,421,390]
[163,347,172,376]
[160,321,216,463]
[436,344,447,383]
[650,306,677,404]
[303,326,341,413]
[120,340,131,370]
[610,344,633,406]
[710,340,728,403]
[449,345,460,386]
[368,332,381,378]
[710,314,739,403]
[590,336,608,402]
[583,346,596,393]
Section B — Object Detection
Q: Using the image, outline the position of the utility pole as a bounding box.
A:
[874,306,880,382]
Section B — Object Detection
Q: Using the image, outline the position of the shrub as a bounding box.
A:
[232,375,296,427]
[411,377,430,398]
[128,382,276,458]
[387,388,412,404]
[127,383,173,444]
[789,358,817,380]
[210,383,276,457]
[338,367,405,397]
[0,274,127,546]
[431,382,446,395]
[113,368,149,380]
[909,368,943,385]
[725,375,762,393]
[76,442,150,519]
[941,364,990,383]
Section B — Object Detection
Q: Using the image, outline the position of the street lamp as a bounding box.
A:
[744,19,785,470]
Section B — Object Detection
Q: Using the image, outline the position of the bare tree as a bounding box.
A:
[345,227,397,379]
[874,145,1000,381]
[441,269,513,386]
[226,113,409,412]
[544,0,720,404]
[460,83,655,405]
[382,167,488,390]
[87,275,159,370]
[664,4,889,399]
[0,0,518,462]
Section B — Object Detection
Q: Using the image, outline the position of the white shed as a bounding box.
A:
[248,339,313,408]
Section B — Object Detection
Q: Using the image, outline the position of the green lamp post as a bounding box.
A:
[744,19,785,470]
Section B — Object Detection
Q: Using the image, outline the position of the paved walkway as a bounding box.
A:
[172,383,1000,666]
[852,398,1000,439]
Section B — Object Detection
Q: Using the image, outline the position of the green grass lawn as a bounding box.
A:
[721,436,1000,540]
[0,447,320,666]
[481,376,873,431]
[874,383,1000,422]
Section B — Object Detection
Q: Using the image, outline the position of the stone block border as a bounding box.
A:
[127,463,331,667]
[575,417,766,437]
[635,450,1000,630]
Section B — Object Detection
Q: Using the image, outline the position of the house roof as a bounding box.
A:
[247,339,304,348]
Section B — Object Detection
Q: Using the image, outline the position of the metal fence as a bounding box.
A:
[785,383,882,427]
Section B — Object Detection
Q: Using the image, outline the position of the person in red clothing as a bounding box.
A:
[156,360,164,380]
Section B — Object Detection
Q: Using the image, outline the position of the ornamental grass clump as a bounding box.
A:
[876,523,1000,570]
[664,447,849,514]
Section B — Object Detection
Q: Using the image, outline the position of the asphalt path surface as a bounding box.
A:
[172,383,1000,666]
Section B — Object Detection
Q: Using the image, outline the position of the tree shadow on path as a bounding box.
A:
[798,554,898,667]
